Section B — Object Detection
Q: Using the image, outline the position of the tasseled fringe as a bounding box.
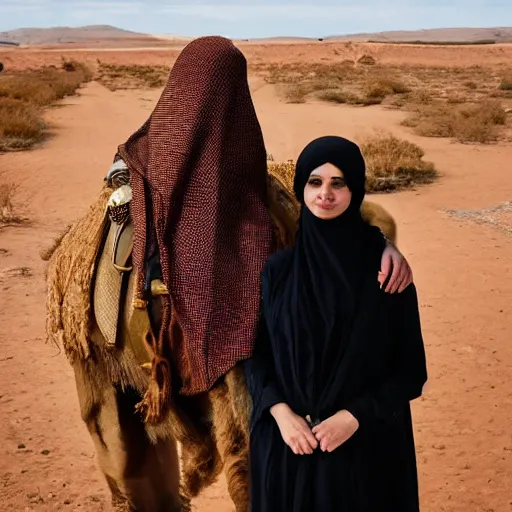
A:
[135,324,172,424]
[135,355,172,423]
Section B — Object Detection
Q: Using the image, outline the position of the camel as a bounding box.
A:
[42,164,398,512]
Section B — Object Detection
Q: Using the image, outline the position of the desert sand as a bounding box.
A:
[1,42,512,512]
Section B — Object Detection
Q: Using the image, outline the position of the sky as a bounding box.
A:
[0,0,510,39]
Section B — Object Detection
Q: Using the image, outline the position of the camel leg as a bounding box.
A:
[209,378,250,512]
[73,360,188,512]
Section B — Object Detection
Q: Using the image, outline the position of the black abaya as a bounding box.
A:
[245,256,426,511]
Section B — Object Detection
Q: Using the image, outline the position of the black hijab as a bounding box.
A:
[267,136,385,415]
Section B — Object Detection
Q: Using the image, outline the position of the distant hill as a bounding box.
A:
[0,25,164,46]
[325,27,512,43]
[2,25,512,47]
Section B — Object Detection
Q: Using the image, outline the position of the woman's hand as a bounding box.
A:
[379,242,413,294]
[270,403,319,455]
[312,410,359,452]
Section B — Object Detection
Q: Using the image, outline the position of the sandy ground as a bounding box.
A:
[1,58,512,511]
[2,41,512,71]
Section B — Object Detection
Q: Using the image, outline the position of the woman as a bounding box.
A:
[245,135,428,512]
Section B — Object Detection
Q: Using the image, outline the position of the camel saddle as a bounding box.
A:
[91,163,300,371]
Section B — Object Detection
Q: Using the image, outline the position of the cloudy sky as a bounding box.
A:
[1,0,510,38]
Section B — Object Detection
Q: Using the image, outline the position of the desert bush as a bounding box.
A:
[0,64,91,151]
[358,54,376,66]
[403,100,506,143]
[284,83,310,103]
[0,180,15,223]
[0,178,25,224]
[97,63,168,90]
[0,65,92,106]
[0,98,45,150]
[316,90,348,104]
[362,77,410,104]
[499,76,512,91]
[268,134,437,193]
[447,96,465,104]
[360,133,438,191]
[366,77,410,97]
[464,80,478,90]
[61,58,93,81]
[316,89,385,106]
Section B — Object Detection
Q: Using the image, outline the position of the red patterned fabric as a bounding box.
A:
[118,36,273,396]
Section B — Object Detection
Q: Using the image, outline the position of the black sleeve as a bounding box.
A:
[243,301,285,427]
[345,283,428,424]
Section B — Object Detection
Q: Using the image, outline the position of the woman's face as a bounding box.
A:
[303,162,352,220]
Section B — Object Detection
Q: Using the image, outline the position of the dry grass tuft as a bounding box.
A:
[259,61,501,113]
[315,89,360,105]
[360,133,438,191]
[0,98,45,150]
[358,54,376,66]
[0,179,26,225]
[499,75,512,91]
[403,100,507,143]
[283,83,309,104]
[365,77,410,97]
[0,65,92,106]
[267,134,437,193]
[97,62,169,90]
[0,62,91,151]
[464,81,478,90]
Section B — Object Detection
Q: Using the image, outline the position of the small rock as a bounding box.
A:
[41,449,50,456]
[64,499,72,505]
[18,443,26,449]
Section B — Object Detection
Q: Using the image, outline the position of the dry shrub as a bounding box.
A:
[97,62,168,90]
[362,77,409,105]
[0,98,45,150]
[360,133,438,192]
[284,84,309,103]
[0,65,92,106]
[499,74,512,91]
[316,90,347,104]
[62,59,93,81]
[403,100,507,143]
[358,54,376,66]
[407,88,433,105]
[464,81,478,90]
[365,77,410,97]
[0,63,91,151]
[447,96,465,104]
[267,134,437,193]
[0,179,25,224]
[316,90,360,104]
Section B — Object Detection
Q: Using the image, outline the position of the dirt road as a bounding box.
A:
[1,79,511,511]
